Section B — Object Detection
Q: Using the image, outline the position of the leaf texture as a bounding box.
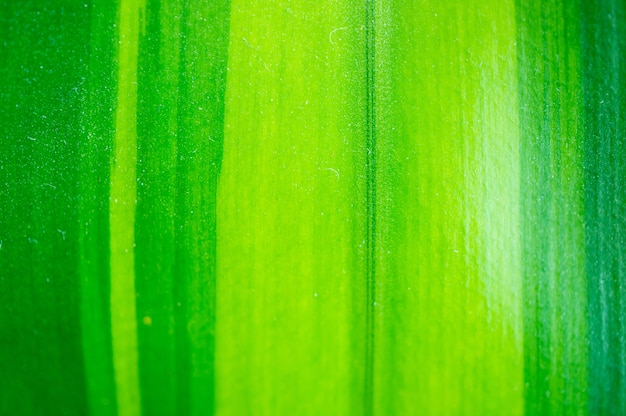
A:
[1,1,625,415]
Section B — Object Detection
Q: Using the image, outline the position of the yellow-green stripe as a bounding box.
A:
[216,1,368,414]
[109,0,144,414]
[374,1,524,414]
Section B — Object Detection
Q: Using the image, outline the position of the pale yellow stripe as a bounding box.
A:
[110,0,144,414]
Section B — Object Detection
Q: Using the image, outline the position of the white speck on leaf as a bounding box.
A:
[321,167,340,180]
[329,27,348,44]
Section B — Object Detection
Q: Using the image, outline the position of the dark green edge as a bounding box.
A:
[1,2,91,414]
[80,0,120,414]
[134,0,230,414]
[581,1,626,414]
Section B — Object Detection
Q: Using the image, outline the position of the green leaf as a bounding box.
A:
[1,1,625,415]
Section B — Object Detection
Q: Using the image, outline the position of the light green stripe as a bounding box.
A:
[374,1,523,414]
[109,0,144,415]
[216,1,368,414]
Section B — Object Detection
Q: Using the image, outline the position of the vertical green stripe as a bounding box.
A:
[516,1,588,414]
[374,1,523,414]
[1,2,89,414]
[216,1,368,414]
[364,1,376,414]
[135,0,182,413]
[173,1,230,414]
[81,1,119,414]
[109,0,144,414]
[582,1,626,413]
[134,0,230,414]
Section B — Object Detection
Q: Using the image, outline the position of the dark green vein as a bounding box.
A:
[365,0,376,415]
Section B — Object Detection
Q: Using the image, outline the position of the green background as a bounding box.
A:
[1,0,625,415]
